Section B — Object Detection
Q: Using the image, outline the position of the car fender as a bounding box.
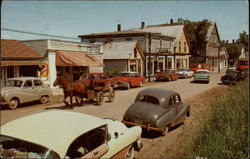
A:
[155,110,175,130]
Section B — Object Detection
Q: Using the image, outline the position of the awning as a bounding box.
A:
[56,50,104,67]
[0,60,46,66]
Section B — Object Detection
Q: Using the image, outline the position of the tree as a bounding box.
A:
[236,31,248,52]
[225,43,242,62]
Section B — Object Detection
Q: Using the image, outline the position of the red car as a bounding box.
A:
[155,69,179,81]
[236,58,249,71]
[79,73,117,89]
[191,64,211,73]
[112,72,145,89]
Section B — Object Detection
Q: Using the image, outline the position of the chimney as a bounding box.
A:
[117,24,121,32]
[141,21,145,29]
[170,19,173,24]
[232,39,234,43]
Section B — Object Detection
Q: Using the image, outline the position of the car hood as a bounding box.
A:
[123,102,168,123]
[1,87,20,94]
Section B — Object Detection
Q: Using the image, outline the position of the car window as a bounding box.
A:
[66,125,107,159]
[34,80,43,86]
[169,95,182,106]
[133,73,140,77]
[6,80,23,87]
[0,135,60,159]
[138,95,159,105]
[24,80,33,87]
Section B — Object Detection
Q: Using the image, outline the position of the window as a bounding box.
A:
[34,80,42,86]
[179,41,181,52]
[66,126,107,159]
[184,42,187,52]
[24,80,33,87]
[138,95,159,105]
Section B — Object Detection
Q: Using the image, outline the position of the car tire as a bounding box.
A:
[139,81,143,87]
[8,98,19,109]
[161,126,169,136]
[125,146,134,159]
[40,96,49,104]
[96,92,104,105]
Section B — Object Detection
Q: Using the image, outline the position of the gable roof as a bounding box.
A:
[103,40,144,60]
[1,39,43,59]
[206,22,221,43]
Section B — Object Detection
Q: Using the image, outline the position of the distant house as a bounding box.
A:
[132,21,191,71]
[0,39,45,86]
[22,39,104,87]
[79,25,175,77]
[103,40,145,74]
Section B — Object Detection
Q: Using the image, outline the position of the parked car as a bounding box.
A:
[112,72,145,89]
[155,69,179,81]
[221,68,248,85]
[176,69,194,78]
[79,73,117,89]
[191,63,211,73]
[193,69,210,83]
[0,110,143,159]
[122,88,190,136]
[0,77,52,109]
[235,58,249,71]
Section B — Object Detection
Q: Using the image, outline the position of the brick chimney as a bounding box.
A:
[117,24,121,32]
[141,21,145,29]
[170,19,173,24]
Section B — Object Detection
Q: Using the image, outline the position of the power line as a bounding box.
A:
[1,28,80,40]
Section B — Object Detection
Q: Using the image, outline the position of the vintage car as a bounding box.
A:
[155,69,179,81]
[221,68,248,85]
[112,72,145,89]
[0,77,52,109]
[0,110,143,159]
[176,69,194,78]
[193,69,210,83]
[122,88,190,136]
[191,63,211,73]
[79,73,117,89]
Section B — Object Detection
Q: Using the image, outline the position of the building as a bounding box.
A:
[79,25,175,77]
[0,39,45,86]
[22,39,104,87]
[219,47,229,70]
[132,21,191,71]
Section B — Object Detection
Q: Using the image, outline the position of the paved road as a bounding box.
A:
[1,71,224,125]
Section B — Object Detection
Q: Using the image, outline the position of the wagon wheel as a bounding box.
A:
[108,90,115,102]
[96,92,104,105]
[161,126,169,136]
[8,98,19,109]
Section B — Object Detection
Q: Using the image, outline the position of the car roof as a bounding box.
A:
[136,88,177,106]
[120,71,139,74]
[1,110,107,157]
[7,77,41,80]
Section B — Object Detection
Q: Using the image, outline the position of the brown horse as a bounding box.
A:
[53,76,87,109]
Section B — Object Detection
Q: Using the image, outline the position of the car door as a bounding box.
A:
[167,96,178,125]
[174,94,185,124]
[21,80,40,102]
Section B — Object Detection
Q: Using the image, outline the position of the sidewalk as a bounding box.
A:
[51,88,64,96]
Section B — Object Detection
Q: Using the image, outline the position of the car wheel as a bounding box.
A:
[161,126,169,136]
[96,92,104,105]
[125,146,134,159]
[185,74,187,79]
[8,98,19,109]
[40,96,49,104]
[108,90,115,102]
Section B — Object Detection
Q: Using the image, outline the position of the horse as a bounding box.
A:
[53,76,87,109]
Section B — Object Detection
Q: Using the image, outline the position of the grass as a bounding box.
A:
[185,80,249,159]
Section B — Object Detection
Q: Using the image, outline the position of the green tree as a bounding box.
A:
[236,31,248,52]
[225,43,242,62]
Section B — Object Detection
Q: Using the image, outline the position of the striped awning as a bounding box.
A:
[56,50,104,67]
[0,60,46,66]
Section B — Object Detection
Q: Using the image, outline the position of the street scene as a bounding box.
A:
[1,1,249,159]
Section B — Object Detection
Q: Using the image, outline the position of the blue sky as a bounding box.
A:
[1,0,249,42]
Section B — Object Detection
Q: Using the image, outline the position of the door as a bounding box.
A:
[21,80,40,102]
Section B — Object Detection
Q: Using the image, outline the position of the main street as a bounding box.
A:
[1,71,224,125]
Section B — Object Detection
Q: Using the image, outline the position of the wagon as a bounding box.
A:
[86,79,115,105]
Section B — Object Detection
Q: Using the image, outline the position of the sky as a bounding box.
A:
[1,0,249,42]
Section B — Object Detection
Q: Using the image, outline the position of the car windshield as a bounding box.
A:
[0,135,60,159]
[226,70,238,76]
[178,69,187,72]
[6,80,23,87]
[119,73,131,77]
[138,95,160,105]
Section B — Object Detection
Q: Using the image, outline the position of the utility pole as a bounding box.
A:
[218,46,221,73]
[148,32,152,82]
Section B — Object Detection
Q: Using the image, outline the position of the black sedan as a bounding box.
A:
[122,88,190,135]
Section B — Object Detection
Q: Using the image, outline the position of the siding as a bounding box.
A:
[104,60,128,73]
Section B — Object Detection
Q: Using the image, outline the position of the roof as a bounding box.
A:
[0,60,45,66]
[55,50,104,67]
[103,40,141,60]
[136,88,177,106]
[0,39,43,59]
[132,24,185,42]
[1,110,108,158]
[206,22,221,43]
[78,30,175,39]
[7,77,41,81]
